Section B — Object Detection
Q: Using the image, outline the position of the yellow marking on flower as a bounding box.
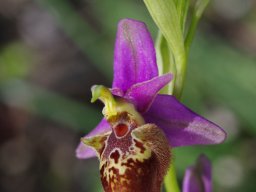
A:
[81,132,110,158]
[100,140,152,183]
[115,101,145,125]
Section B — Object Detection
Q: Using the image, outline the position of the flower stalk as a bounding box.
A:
[164,163,180,192]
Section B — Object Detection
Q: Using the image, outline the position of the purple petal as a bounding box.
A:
[112,18,158,92]
[110,87,124,97]
[124,73,172,112]
[76,119,111,159]
[183,155,212,192]
[143,95,227,147]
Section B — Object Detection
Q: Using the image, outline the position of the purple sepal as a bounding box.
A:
[112,18,158,92]
[183,154,212,192]
[76,119,111,159]
[143,95,226,147]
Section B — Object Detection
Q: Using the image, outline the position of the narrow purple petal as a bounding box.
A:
[112,18,158,92]
[182,155,212,192]
[110,87,124,97]
[76,119,111,159]
[143,95,227,147]
[124,73,172,112]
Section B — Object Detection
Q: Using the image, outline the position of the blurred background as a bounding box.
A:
[0,0,256,191]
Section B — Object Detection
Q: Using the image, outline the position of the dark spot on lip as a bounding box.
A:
[134,139,146,153]
[110,150,120,164]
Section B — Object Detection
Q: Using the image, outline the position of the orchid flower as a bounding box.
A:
[183,154,212,192]
[76,19,226,192]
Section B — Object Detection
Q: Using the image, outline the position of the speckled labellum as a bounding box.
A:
[82,86,171,192]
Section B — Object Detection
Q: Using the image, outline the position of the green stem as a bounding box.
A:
[172,54,187,99]
[156,32,176,95]
[164,161,180,192]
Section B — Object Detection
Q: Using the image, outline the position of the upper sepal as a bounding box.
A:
[112,18,158,92]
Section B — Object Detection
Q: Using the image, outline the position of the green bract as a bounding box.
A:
[144,0,210,98]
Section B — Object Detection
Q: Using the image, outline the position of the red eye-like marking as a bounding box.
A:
[114,123,129,137]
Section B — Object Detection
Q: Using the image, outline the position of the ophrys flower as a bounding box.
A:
[76,19,226,192]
